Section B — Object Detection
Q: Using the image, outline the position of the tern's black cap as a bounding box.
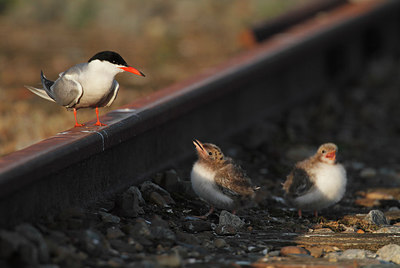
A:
[88,51,129,66]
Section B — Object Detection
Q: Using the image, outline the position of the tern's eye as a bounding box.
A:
[208,152,212,156]
[322,150,326,154]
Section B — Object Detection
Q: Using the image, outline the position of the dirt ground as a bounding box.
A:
[0,0,311,156]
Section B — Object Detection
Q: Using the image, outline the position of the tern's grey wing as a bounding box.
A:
[51,75,83,108]
[284,167,314,198]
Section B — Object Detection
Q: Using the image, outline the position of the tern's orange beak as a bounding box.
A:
[119,66,145,77]
[325,151,336,161]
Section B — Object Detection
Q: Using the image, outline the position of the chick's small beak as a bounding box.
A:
[193,139,204,151]
[193,139,207,157]
[119,66,145,77]
[325,151,336,160]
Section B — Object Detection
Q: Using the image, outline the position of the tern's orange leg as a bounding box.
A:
[73,108,84,127]
[298,209,302,218]
[314,210,318,218]
[94,107,107,126]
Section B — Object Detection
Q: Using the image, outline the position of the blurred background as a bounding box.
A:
[0,0,312,156]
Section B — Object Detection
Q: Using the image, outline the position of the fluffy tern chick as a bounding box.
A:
[283,143,347,218]
[191,139,257,218]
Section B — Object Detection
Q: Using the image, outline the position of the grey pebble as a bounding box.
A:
[365,210,389,225]
[377,244,400,264]
[219,210,245,229]
[213,238,227,248]
[339,249,376,259]
[374,226,400,233]
[127,186,146,205]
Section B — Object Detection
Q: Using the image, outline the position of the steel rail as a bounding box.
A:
[0,0,399,227]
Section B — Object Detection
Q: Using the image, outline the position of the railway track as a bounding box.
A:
[0,0,399,227]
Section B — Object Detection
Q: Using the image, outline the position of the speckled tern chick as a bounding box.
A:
[191,139,258,218]
[25,51,145,127]
[283,143,347,218]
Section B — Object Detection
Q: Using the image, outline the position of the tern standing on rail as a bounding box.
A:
[26,51,145,127]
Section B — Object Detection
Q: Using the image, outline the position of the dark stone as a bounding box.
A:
[126,186,146,205]
[16,223,50,263]
[116,188,144,218]
[149,191,169,208]
[99,211,121,224]
[18,240,39,265]
[140,181,175,205]
[0,230,24,259]
[0,230,39,264]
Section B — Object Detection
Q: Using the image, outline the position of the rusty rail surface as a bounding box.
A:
[0,0,399,227]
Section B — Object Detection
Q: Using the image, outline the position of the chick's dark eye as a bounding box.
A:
[322,150,326,154]
[208,152,212,156]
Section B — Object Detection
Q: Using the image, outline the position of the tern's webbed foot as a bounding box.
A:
[94,122,107,126]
